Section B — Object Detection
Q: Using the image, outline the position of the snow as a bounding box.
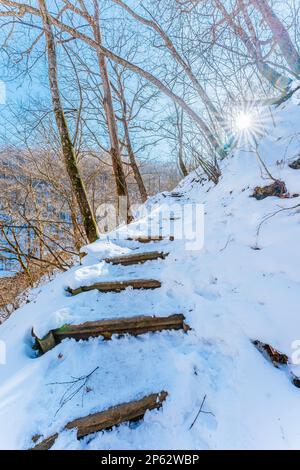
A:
[0,270,15,278]
[0,91,300,450]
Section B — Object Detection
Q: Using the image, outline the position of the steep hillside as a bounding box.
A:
[0,89,300,450]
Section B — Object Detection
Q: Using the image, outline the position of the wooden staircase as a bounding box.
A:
[30,240,189,449]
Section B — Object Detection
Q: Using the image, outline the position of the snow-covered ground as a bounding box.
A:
[0,90,300,450]
[0,270,15,278]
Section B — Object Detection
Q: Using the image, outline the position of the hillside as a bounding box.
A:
[0,90,300,450]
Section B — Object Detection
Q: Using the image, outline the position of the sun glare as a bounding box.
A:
[226,103,270,148]
[235,112,253,131]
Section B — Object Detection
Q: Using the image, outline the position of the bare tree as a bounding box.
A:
[37,0,98,243]
[0,0,224,157]
[111,0,225,134]
[111,64,149,202]
[89,0,132,222]
[213,0,292,90]
[251,0,300,76]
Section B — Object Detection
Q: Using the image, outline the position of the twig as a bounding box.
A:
[189,394,214,430]
[219,235,234,252]
[256,203,300,239]
[47,366,99,416]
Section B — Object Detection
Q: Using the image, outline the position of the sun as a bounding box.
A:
[224,103,271,149]
[235,112,253,131]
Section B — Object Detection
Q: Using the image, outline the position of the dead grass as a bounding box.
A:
[0,252,74,323]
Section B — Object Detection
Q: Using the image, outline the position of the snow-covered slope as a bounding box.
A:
[0,90,300,450]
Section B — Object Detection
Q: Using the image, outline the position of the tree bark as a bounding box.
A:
[38,0,98,243]
[176,108,188,177]
[251,0,300,76]
[123,120,148,203]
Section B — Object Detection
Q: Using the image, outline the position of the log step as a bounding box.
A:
[127,236,174,243]
[32,391,168,450]
[104,251,168,266]
[33,314,189,354]
[67,278,161,296]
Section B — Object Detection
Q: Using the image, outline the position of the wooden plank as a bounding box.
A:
[127,236,174,243]
[66,391,168,438]
[32,391,168,450]
[33,314,189,354]
[32,433,59,451]
[67,278,161,296]
[104,251,168,266]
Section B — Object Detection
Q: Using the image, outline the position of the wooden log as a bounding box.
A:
[127,236,174,243]
[66,391,168,438]
[67,278,161,296]
[32,391,168,450]
[104,251,168,266]
[32,433,59,451]
[33,314,189,354]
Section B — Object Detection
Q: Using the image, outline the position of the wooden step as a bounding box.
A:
[33,314,189,354]
[127,235,174,243]
[32,391,168,450]
[67,278,161,296]
[104,251,168,266]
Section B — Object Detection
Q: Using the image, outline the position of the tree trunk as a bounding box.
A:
[92,0,132,223]
[178,143,188,177]
[177,108,188,177]
[252,0,300,76]
[70,194,84,251]
[123,119,148,203]
[38,0,98,243]
[256,60,291,90]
